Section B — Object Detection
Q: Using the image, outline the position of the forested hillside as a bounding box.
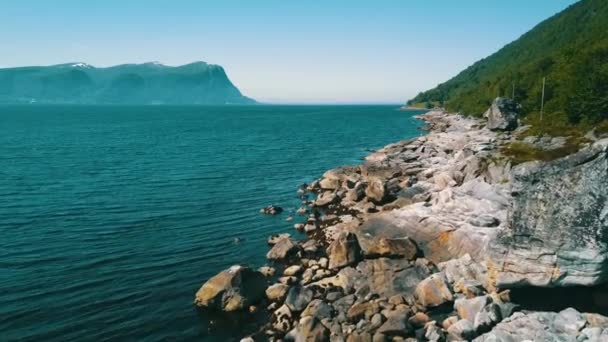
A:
[409,0,607,127]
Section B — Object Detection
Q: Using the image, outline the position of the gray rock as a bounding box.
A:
[347,301,379,322]
[447,319,475,341]
[346,331,372,342]
[284,265,303,277]
[335,258,432,300]
[320,177,341,190]
[491,139,608,287]
[468,214,500,228]
[345,182,366,202]
[315,191,339,207]
[370,313,384,330]
[286,316,330,342]
[424,321,445,342]
[301,239,321,255]
[267,238,300,260]
[473,310,592,342]
[580,327,605,341]
[454,295,489,322]
[372,333,386,342]
[194,265,267,312]
[414,273,453,308]
[259,266,276,277]
[273,304,293,332]
[377,311,411,336]
[285,285,314,312]
[364,237,419,260]
[328,232,363,270]
[333,294,357,314]
[483,97,520,131]
[554,307,586,335]
[473,303,502,333]
[266,283,290,302]
[365,178,387,204]
[302,299,334,320]
[268,233,291,245]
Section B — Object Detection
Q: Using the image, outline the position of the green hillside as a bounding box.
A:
[409,0,608,128]
[0,61,256,105]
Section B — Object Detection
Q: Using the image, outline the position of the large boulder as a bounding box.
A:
[454,295,489,322]
[489,139,608,287]
[365,178,387,203]
[284,285,314,312]
[415,273,454,308]
[327,232,363,269]
[267,238,300,260]
[474,308,597,341]
[483,97,520,131]
[286,316,330,342]
[194,265,267,311]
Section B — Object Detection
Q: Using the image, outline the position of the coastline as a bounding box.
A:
[196,108,608,341]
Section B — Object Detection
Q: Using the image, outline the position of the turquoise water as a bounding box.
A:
[0,105,425,341]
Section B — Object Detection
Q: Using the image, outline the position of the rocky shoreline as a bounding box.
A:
[195,102,608,341]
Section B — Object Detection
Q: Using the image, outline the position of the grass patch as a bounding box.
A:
[521,111,608,138]
[597,120,608,135]
[501,140,582,164]
[502,110,604,164]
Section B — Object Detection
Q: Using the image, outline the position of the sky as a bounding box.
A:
[0,0,578,104]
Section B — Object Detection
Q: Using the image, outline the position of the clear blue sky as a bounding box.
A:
[0,0,578,104]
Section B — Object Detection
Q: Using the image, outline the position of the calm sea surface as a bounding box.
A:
[0,105,425,341]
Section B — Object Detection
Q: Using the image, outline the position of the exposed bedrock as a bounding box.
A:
[490,138,608,288]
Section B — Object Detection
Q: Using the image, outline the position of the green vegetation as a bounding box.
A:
[501,140,582,165]
[406,101,441,109]
[409,0,608,129]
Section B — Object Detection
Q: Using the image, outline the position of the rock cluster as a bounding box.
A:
[261,205,284,215]
[196,108,608,341]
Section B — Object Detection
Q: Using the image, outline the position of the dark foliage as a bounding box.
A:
[409,0,608,126]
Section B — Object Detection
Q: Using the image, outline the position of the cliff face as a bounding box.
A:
[0,62,256,105]
[492,138,608,287]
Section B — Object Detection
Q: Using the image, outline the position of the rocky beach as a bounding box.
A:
[195,100,608,341]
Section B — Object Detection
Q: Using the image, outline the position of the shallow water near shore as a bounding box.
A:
[0,105,425,341]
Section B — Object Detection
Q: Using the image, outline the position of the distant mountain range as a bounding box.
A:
[0,61,256,105]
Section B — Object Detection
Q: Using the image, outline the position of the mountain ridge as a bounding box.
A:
[0,61,256,105]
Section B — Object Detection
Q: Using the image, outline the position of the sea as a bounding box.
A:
[0,105,426,341]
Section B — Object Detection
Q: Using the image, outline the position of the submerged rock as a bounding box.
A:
[260,205,283,215]
[194,265,267,312]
